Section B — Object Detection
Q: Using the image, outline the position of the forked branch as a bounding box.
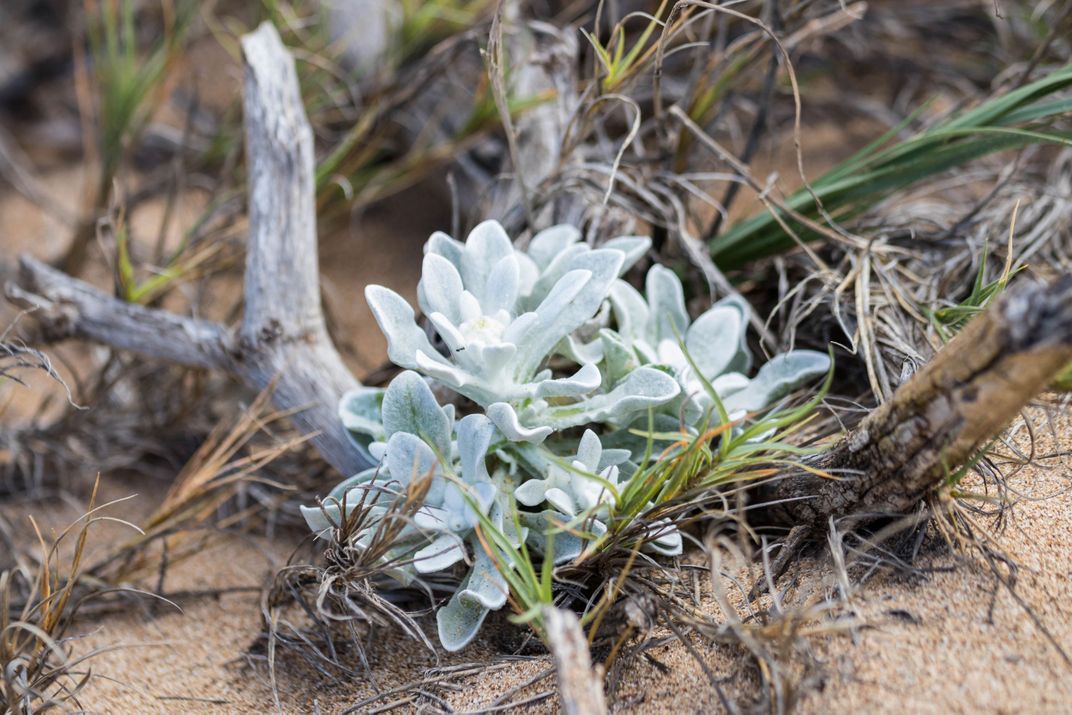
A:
[5,23,369,478]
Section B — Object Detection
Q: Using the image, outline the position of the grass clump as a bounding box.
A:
[62,0,193,274]
[0,481,131,713]
[711,63,1072,267]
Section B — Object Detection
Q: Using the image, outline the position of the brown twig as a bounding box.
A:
[765,274,1072,530]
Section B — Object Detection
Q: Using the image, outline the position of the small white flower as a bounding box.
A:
[458,312,509,345]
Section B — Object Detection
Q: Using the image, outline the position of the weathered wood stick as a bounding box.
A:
[766,274,1072,527]
[5,23,370,479]
[7,261,231,370]
[543,606,607,715]
[234,23,368,478]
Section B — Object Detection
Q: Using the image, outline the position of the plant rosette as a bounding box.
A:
[305,220,830,651]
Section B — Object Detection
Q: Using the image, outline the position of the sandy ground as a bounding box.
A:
[2,401,1045,713]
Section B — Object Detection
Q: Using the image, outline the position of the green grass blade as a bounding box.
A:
[710,64,1072,268]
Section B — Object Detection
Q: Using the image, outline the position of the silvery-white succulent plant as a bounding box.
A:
[303,371,524,650]
[514,429,626,517]
[306,220,830,652]
[365,221,681,439]
[607,264,830,424]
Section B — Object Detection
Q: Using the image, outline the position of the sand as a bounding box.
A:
[20,402,1058,714]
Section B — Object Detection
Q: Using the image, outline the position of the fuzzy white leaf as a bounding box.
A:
[365,285,446,371]
[461,546,509,609]
[714,293,754,374]
[456,414,495,485]
[327,468,380,503]
[419,253,465,323]
[461,220,514,305]
[487,402,552,443]
[535,362,602,398]
[514,478,549,507]
[527,243,590,303]
[469,343,518,380]
[425,230,465,267]
[426,312,465,353]
[575,429,602,472]
[598,329,637,386]
[546,487,575,515]
[711,372,750,396]
[519,249,623,376]
[685,305,745,380]
[381,371,452,456]
[338,387,386,458]
[598,448,632,470]
[602,235,651,274]
[482,254,520,313]
[300,503,341,536]
[436,574,492,652]
[645,264,689,345]
[544,366,680,429]
[413,350,485,401]
[415,532,466,573]
[527,224,581,270]
[608,280,650,346]
[501,311,539,346]
[643,519,683,556]
[384,431,440,487]
[559,333,605,365]
[723,351,830,413]
[512,268,590,375]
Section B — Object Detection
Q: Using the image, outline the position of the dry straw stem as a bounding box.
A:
[1,384,297,710]
[86,383,306,587]
[543,606,607,715]
[0,316,77,408]
[260,472,438,705]
[765,273,1072,532]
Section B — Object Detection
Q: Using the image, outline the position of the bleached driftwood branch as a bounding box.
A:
[6,23,370,478]
[235,23,367,477]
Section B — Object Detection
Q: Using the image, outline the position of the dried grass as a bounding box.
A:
[0,480,135,713]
